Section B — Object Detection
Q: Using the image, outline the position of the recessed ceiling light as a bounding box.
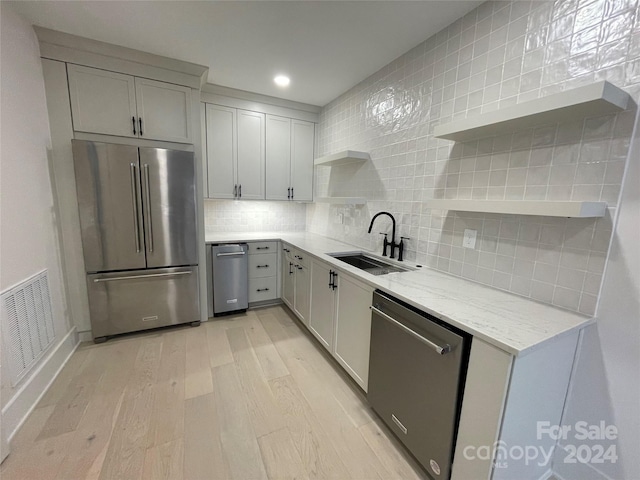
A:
[274,75,290,87]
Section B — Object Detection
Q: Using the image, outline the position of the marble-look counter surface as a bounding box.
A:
[206,231,593,356]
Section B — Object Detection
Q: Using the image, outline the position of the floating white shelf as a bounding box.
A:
[426,199,607,218]
[314,150,370,167]
[434,81,630,142]
[314,196,367,205]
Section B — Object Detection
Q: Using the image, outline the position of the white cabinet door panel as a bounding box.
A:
[291,119,314,201]
[293,264,310,326]
[282,249,294,309]
[236,109,265,199]
[135,78,192,143]
[308,259,335,350]
[206,104,236,199]
[334,273,373,391]
[67,64,137,138]
[265,115,291,201]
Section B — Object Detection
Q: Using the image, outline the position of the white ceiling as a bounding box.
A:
[10,1,482,107]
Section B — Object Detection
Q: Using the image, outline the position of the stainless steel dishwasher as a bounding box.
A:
[211,243,249,316]
[368,290,471,480]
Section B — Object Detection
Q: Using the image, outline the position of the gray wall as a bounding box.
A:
[309,0,640,317]
[0,2,74,443]
[554,111,639,480]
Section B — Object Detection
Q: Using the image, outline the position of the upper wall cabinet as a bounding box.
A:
[205,104,265,200]
[266,115,314,202]
[67,64,193,144]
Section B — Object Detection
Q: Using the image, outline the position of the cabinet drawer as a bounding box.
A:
[248,253,277,278]
[248,241,278,254]
[249,277,277,302]
[291,249,310,268]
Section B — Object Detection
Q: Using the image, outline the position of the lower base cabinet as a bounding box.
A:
[308,260,335,350]
[333,273,373,390]
[281,246,294,309]
[293,263,310,323]
[281,243,310,326]
[308,257,373,391]
[247,241,278,304]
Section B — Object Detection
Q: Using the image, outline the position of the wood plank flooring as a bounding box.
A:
[1,305,426,480]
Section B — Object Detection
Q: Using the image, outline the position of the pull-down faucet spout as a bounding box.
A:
[368,211,400,259]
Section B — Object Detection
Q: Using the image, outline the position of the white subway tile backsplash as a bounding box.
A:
[204,200,306,234]
[308,0,639,316]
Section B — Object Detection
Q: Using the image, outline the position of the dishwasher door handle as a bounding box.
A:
[216,251,246,257]
[370,305,451,355]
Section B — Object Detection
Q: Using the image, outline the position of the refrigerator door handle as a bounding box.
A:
[143,163,153,252]
[129,163,141,253]
[92,271,192,282]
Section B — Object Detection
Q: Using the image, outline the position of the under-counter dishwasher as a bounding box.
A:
[368,290,471,480]
[211,244,249,316]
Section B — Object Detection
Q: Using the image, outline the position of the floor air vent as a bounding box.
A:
[1,270,56,386]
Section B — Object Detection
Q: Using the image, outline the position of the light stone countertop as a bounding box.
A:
[206,231,593,357]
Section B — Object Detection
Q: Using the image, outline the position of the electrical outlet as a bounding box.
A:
[463,229,477,249]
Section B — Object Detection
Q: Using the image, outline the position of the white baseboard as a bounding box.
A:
[0,424,8,464]
[77,330,92,343]
[1,326,79,445]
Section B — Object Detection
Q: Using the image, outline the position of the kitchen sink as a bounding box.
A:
[328,252,412,276]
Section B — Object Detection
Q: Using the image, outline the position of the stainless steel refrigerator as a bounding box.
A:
[72,140,200,342]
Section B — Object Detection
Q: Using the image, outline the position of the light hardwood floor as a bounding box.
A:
[1,305,427,480]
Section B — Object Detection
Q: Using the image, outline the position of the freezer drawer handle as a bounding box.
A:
[129,163,141,253]
[216,251,246,257]
[370,305,452,355]
[93,271,192,282]
[256,264,269,268]
[143,164,153,252]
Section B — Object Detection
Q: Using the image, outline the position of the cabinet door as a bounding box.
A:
[308,259,335,350]
[265,115,291,201]
[205,104,236,199]
[293,264,311,326]
[281,248,294,309]
[236,109,265,200]
[334,273,374,391]
[290,119,314,202]
[67,64,137,138]
[135,78,192,143]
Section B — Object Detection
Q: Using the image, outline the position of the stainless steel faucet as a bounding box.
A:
[367,211,408,261]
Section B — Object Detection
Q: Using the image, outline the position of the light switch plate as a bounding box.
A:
[463,229,477,249]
